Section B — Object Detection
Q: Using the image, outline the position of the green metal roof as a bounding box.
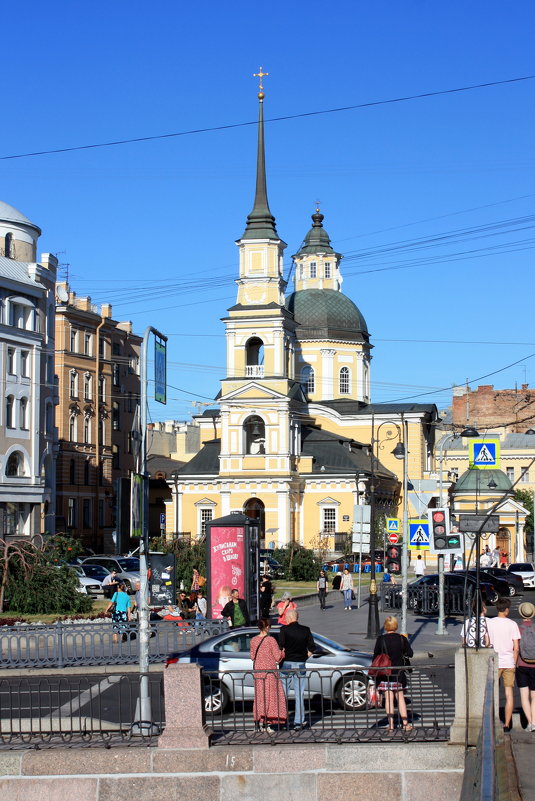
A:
[453,468,512,493]
[293,210,340,258]
[286,288,369,342]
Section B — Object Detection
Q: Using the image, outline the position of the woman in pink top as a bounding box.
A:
[276,592,297,625]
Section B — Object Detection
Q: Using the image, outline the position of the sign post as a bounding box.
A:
[353,505,371,609]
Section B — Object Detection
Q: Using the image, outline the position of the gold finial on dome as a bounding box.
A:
[253,67,269,99]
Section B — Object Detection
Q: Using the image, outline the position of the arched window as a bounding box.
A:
[6,451,24,476]
[83,415,91,444]
[19,397,28,429]
[244,415,266,454]
[301,366,315,395]
[6,395,14,428]
[4,232,13,258]
[245,337,264,378]
[339,366,350,394]
[70,370,78,399]
[69,413,77,442]
[69,458,76,485]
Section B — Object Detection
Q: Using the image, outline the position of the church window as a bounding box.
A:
[339,367,350,394]
[302,365,315,395]
[245,337,264,378]
[322,507,336,534]
[521,466,530,483]
[199,508,213,537]
[244,415,266,454]
[310,262,317,278]
[299,264,305,279]
[4,232,13,258]
[324,262,331,279]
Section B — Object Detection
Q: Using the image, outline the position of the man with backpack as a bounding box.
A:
[516,602,535,732]
[487,597,521,732]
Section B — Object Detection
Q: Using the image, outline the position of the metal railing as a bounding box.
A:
[460,661,497,801]
[203,664,455,745]
[0,619,227,669]
[381,584,473,615]
[0,672,165,749]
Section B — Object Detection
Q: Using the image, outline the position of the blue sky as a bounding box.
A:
[2,1,534,422]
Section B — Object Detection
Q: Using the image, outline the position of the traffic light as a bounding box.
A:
[386,543,402,575]
[427,508,460,552]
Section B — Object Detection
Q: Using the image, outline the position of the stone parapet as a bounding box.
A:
[0,743,465,801]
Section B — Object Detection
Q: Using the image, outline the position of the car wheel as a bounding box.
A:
[203,682,229,714]
[336,673,367,711]
[508,585,516,597]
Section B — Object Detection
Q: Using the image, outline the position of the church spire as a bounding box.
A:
[241,69,278,241]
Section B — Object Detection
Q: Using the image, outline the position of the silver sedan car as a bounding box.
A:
[175,626,372,712]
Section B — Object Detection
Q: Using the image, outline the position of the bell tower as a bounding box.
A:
[219,75,304,477]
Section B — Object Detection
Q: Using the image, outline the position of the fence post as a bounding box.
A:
[158,662,211,748]
[55,620,64,669]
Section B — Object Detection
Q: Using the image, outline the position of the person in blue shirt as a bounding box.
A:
[106,582,132,643]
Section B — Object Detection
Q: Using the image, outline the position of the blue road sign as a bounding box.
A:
[409,519,430,549]
[469,439,500,469]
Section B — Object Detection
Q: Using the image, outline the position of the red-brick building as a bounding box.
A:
[452,384,535,433]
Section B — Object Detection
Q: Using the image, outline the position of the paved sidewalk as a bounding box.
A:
[509,730,535,801]
[292,589,460,660]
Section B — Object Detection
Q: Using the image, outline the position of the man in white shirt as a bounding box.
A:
[487,597,521,732]
[414,554,425,577]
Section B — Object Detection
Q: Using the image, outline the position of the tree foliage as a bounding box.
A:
[0,537,92,615]
[273,544,322,581]
[514,489,534,533]
[149,537,207,594]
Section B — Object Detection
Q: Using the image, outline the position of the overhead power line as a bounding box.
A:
[1,75,534,161]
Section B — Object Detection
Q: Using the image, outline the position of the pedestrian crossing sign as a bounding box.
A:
[409,520,430,550]
[469,439,500,469]
[386,518,400,533]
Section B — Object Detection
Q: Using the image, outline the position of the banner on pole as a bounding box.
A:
[155,338,167,404]
[131,473,144,538]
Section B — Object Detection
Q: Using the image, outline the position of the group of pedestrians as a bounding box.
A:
[317,568,355,610]
[462,597,535,732]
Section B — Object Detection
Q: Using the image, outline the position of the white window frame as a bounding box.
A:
[324,262,331,279]
[322,507,337,534]
[199,507,214,537]
[310,262,317,279]
[520,467,530,483]
[339,366,350,394]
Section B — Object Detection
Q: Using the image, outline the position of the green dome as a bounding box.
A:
[293,210,340,257]
[286,289,369,342]
[453,468,512,493]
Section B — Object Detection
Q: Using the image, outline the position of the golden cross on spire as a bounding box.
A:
[253,67,269,92]
[315,199,322,212]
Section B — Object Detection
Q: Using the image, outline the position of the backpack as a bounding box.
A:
[520,622,535,664]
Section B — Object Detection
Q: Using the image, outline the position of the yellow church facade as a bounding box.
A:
[168,90,439,552]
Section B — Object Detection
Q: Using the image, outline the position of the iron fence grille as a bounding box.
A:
[0,672,164,749]
[0,619,227,669]
[381,584,473,615]
[203,664,454,744]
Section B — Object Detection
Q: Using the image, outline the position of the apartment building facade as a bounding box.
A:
[0,200,57,538]
[54,283,142,551]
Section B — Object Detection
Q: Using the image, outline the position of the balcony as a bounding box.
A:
[245,365,264,378]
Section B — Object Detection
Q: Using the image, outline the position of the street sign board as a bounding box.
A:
[352,532,371,549]
[469,439,500,469]
[386,518,400,533]
[155,338,167,404]
[459,514,500,534]
[388,533,399,544]
[408,519,430,550]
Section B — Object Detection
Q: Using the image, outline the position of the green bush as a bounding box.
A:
[273,544,322,581]
[5,558,92,615]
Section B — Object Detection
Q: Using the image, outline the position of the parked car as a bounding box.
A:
[507,562,535,589]
[81,556,140,593]
[456,570,511,599]
[172,626,372,713]
[394,573,498,614]
[478,567,523,596]
[71,566,103,597]
[77,563,111,583]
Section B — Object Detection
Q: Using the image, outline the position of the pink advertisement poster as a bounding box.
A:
[209,526,245,619]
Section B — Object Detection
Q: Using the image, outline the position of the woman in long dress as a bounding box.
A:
[250,618,287,733]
